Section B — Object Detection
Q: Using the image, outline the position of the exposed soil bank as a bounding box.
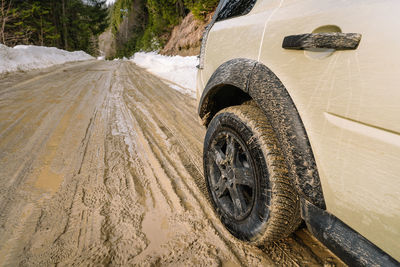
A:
[0,61,345,266]
[161,12,213,56]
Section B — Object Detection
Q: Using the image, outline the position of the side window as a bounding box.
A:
[216,0,258,21]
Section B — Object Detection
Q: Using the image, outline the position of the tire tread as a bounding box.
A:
[217,104,301,245]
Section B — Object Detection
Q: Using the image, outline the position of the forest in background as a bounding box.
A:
[0,0,108,56]
[0,0,218,58]
[109,0,219,58]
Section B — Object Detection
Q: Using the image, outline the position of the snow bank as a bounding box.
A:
[131,52,198,98]
[0,44,93,74]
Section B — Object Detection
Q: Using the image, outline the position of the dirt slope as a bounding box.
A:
[0,61,345,266]
[161,12,212,56]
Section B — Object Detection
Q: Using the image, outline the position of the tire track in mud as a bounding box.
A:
[0,62,111,264]
[0,61,115,265]
[111,67,248,266]
[0,60,345,266]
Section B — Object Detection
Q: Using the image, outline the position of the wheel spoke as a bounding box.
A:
[226,135,237,163]
[209,146,226,165]
[229,185,247,217]
[214,178,228,198]
[233,167,254,188]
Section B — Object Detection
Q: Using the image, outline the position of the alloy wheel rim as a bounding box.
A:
[208,129,256,221]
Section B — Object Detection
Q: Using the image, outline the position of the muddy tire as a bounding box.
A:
[203,104,301,245]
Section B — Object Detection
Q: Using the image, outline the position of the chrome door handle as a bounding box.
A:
[282,32,362,50]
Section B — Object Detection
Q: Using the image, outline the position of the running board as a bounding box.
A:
[301,199,399,267]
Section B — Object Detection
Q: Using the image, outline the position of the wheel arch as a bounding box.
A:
[198,58,326,209]
[198,58,255,125]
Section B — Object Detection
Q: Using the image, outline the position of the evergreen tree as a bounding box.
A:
[1,0,108,55]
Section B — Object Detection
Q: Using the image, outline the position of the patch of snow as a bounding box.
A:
[97,56,105,60]
[0,44,93,74]
[131,52,198,98]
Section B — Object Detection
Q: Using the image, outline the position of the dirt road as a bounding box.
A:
[0,60,345,266]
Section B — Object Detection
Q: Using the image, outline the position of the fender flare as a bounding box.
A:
[199,58,326,209]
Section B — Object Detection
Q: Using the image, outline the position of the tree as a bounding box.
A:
[61,0,68,49]
[0,0,13,44]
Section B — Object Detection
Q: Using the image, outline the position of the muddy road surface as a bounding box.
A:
[0,61,345,266]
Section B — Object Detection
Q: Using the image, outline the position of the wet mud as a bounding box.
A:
[0,61,345,266]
